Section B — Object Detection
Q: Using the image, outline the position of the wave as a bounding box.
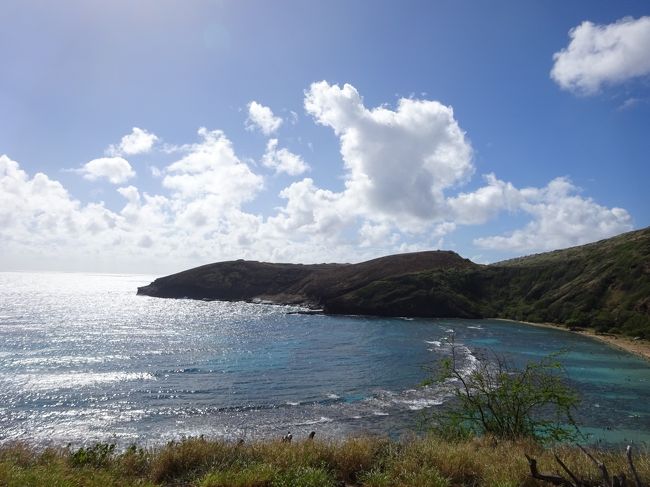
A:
[399,398,445,410]
[458,345,480,376]
[8,355,130,367]
[6,371,155,391]
[295,416,333,426]
[156,367,204,375]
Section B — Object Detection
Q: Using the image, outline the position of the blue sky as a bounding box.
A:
[1,1,649,273]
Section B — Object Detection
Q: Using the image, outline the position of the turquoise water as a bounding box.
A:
[0,272,648,446]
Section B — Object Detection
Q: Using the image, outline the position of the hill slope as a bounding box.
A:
[138,227,650,337]
[137,250,476,309]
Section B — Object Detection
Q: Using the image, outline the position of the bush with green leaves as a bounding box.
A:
[427,345,581,443]
[69,442,116,468]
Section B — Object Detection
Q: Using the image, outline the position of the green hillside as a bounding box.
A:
[326,227,650,337]
[138,227,650,337]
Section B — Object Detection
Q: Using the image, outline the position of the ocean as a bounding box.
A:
[0,271,649,447]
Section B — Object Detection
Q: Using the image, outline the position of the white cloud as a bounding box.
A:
[618,97,645,111]
[108,127,158,155]
[261,139,309,175]
[245,101,283,135]
[448,174,522,224]
[266,178,349,235]
[304,81,474,227]
[0,154,118,251]
[162,127,263,206]
[78,157,135,184]
[551,16,650,94]
[474,177,633,252]
[358,221,398,248]
[0,83,637,272]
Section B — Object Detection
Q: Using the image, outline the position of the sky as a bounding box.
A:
[1,0,649,274]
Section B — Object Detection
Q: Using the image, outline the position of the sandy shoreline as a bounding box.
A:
[493,318,650,363]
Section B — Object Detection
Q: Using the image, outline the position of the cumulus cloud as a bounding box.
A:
[0,83,637,272]
[267,178,349,235]
[108,127,158,155]
[358,221,398,248]
[474,177,633,252]
[162,127,263,206]
[261,139,309,175]
[304,81,473,226]
[245,101,283,135]
[78,157,135,184]
[551,16,650,94]
[448,174,522,225]
[0,155,118,249]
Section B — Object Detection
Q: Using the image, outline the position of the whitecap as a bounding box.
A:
[458,346,480,376]
[425,340,442,347]
[399,398,444,410]
[296,416,333,426]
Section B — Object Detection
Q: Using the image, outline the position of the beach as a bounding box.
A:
[495,318,650,362]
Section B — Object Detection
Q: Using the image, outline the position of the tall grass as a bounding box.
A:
[0,435,648,486]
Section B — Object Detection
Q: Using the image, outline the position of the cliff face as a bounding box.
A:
[138,227,650,337]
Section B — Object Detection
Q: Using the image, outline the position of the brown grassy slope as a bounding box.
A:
[1,436,648,487]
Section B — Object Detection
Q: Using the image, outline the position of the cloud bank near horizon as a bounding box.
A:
[0,82,633,272]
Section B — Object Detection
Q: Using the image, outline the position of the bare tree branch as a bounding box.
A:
[627,445,643,487]
[554,453,583,486]
[578,444,612,487]
[525,453,576,487]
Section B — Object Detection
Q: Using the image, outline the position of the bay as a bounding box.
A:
[0,272,648,447]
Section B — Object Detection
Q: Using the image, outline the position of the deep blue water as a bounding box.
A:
[0,272,649,447]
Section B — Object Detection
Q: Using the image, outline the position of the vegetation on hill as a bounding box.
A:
[2,435,648,486]
[138,227,650,337]
[331,227,650,337]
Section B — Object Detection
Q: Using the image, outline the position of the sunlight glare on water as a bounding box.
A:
[0,272,649,447]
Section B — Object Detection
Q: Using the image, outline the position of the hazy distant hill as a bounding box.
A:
[138,227,650,337]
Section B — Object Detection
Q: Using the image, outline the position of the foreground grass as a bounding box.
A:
[1,435,648,487]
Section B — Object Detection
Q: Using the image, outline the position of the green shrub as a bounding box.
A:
[271,465,335,487]
[200,462,278,487]
[427,347,581,443]
[69,442,116,467]
[358,468,392,487]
